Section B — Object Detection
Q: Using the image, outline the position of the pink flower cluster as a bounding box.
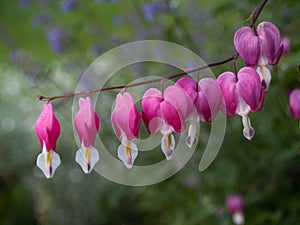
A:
[34,21,286,178]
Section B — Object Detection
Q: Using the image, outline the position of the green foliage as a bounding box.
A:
[1,0,300,224]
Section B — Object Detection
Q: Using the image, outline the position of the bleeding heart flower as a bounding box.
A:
[289,89,300,120]
[176,77,223,148]
[35,103,61,178]
[217,67,265,140]
[142,85,189,159]
[74,97,100,173]
[112,92,141,169]
[234,22,283,90]
[226,194,245,225]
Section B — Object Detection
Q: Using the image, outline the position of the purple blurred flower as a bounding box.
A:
[32,13,52,28]
[19,0,31,8]
[289,89,300,120]
[47,27,70,54]
[141,2,168,21]
[226,194,244,225]
[61,0,78,12]
[90,44,102,55]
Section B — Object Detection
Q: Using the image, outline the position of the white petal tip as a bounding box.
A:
[164,149,174,160]
[124,163,133,169]
[243,127,255,140]
[75,146,100,174]
[233,212,245,225]
[186,136,197,148]
[36,151,61,179]
[117,141,138,169]
[161,134,175,160]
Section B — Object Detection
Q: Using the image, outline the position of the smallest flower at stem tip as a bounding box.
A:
[226,194,245,225]
[112,92,141,169]
[74,97,100,173]
[35,103,61,179]
[289,89,300,120]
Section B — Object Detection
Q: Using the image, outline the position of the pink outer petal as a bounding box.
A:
[257,21,282,65]
[217,72,239,117]
[164,85,194,128]
[112,92,141,140]
[74,97,100,147]
[160,101,182,133]
[196,78,223,122]
[237,67,264,112]
[142,88,163,134]
[289,89,300,120]
[234,26,260,66]
[35,103,61,151]
[175,77,198,103]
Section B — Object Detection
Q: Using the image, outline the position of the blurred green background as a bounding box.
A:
[1,0,300,224]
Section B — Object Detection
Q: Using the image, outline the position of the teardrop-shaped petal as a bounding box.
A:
[242,115,255,140]
[161,133,175,160]
[289,89,300,120]
[75,144,100,173]
[142,88,163,134]
[112,92,141,140]
[74,97,100,147]
[237,67,263,112]
[175,77,198,103]
[117,140,138,169]
[36,149,61,178]
[196,78,223,122]
[234,26,260,66]
[186,123,197,148]
[160,100,182,132]
[35,103,61,151]
[257,21,282,65]
[217,72,239,117]
[164,85,194,130]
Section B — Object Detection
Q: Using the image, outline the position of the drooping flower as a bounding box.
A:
[217,67,265,140]
[142,85,190,159]
[289,89,300,120]
[112,92,141,169]
[74,97,100,173]
[234,22,283,89]
[35,103,61,178]
[226,194,245,225]
[176,77,223,148]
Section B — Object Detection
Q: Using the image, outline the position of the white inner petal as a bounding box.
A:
[36,150,61,179]
[161,133,175,160]
[75,143,100,174]
[118,140,138,169]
